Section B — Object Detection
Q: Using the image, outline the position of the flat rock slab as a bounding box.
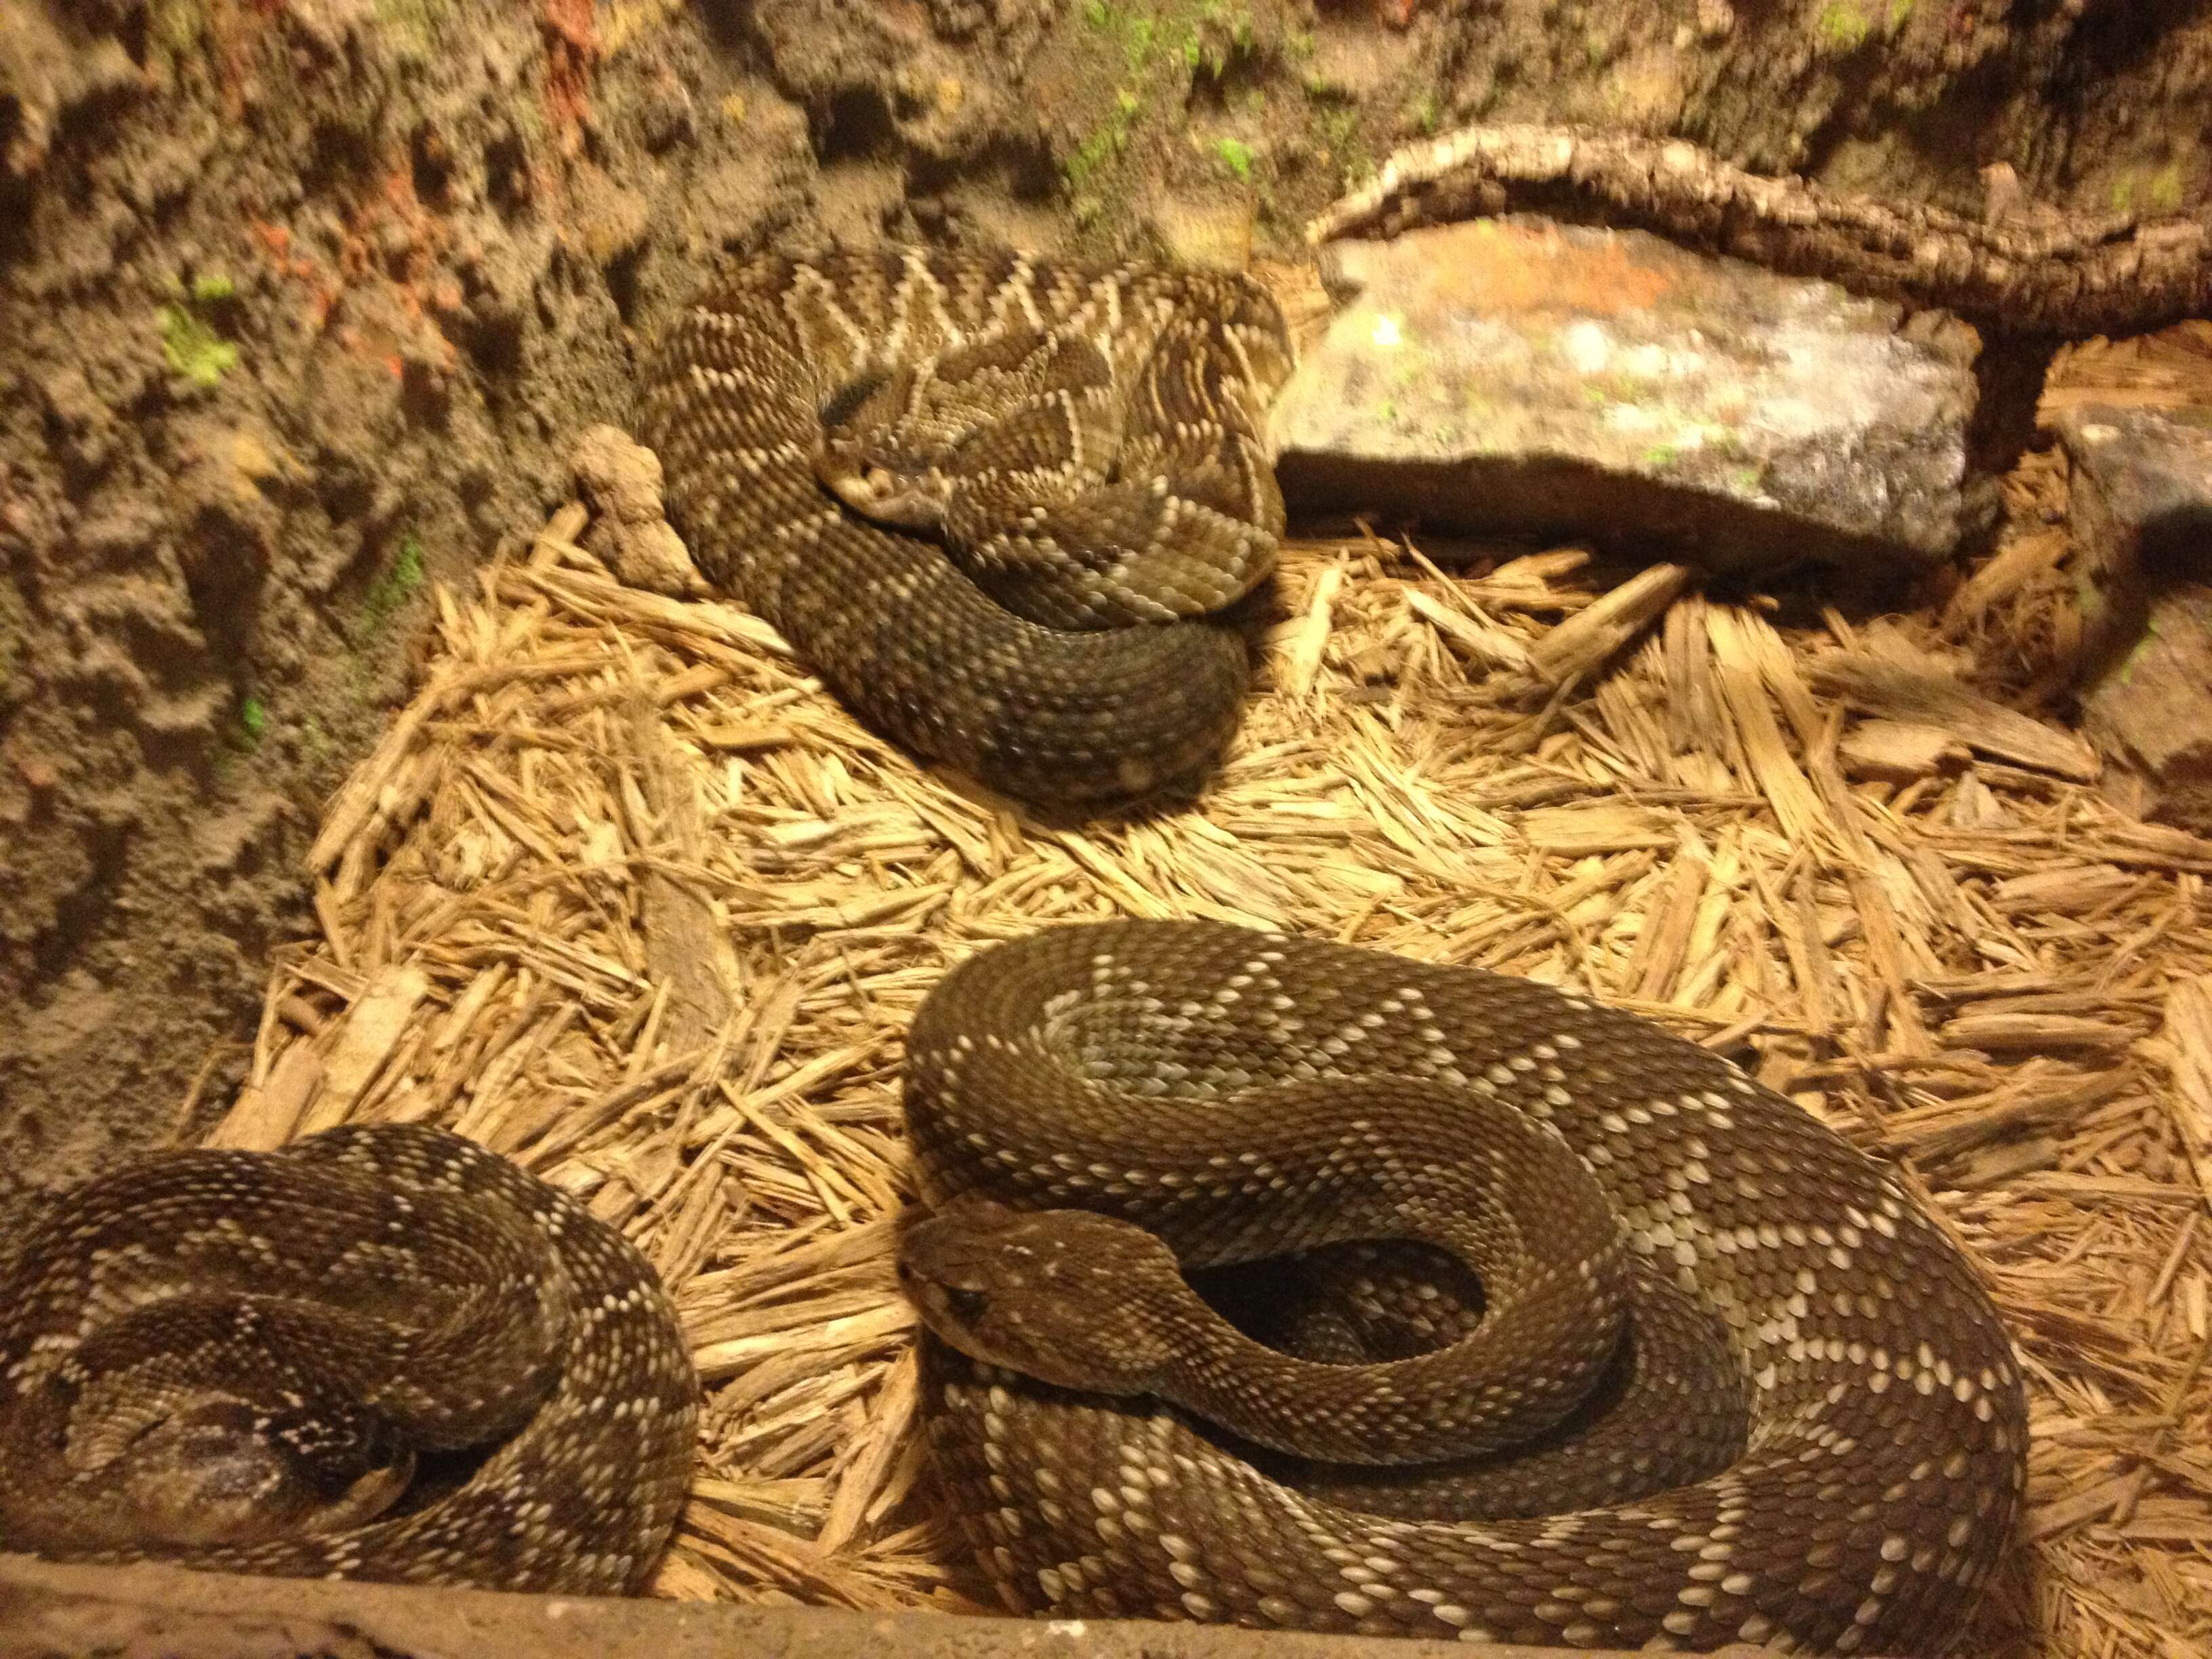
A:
[1267,218,1982,575]
[2057,402,2212,832]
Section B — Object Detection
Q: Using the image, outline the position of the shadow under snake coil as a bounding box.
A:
[897,920,2029,1656]
[0,1124,697,1592]
[634,247,1294,804]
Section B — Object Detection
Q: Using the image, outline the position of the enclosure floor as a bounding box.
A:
[192,328,2212,1659]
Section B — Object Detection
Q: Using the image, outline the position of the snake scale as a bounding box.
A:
[634,247,1295,804]
[897,920,2028,1656]
[0,1123,698,1592]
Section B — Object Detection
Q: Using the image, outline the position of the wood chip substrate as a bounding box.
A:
[185,340,2212,1659]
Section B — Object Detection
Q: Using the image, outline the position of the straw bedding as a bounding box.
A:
[185,326,2212,1658]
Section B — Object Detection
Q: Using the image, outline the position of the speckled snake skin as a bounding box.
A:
[634,247,1294,802]
[897,920,2028,1656]
[0,1124,698,1593]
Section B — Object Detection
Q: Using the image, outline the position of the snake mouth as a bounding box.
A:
[815,453,954,530]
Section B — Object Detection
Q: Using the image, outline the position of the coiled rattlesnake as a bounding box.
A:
[0,1124,697,1593]
[634,247,1294,803]
[898,920,2028,1656]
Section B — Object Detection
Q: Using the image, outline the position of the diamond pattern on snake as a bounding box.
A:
[0,1123,698,1593]
[897,919,2028,1656]
[634,246,1296,805]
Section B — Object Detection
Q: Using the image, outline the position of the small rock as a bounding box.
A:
[570,424,705,598]
[573,424,665,524]
[2054,403,2212,663]
[1268,217,1982,577]
[2058,402,2212,832]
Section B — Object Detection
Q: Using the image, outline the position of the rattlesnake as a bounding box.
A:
[634,247,1294,804]
[0,1123,698,1593]
[897,920,2028,1656]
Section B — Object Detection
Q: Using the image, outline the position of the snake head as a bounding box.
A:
[815,363,961,531]
[49,1395,415,1551]
[897,1199,1183,1396]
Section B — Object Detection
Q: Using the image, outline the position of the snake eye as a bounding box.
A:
[945,1285,990,1323]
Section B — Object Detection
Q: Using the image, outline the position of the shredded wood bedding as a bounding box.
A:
[186,327,2212,1659]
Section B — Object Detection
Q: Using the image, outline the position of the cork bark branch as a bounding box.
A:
[1309,125,2211,341]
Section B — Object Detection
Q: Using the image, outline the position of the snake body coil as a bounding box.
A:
[634,247,1294,803]
[0,1124,697,1593]
[899,920,2027,1656]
